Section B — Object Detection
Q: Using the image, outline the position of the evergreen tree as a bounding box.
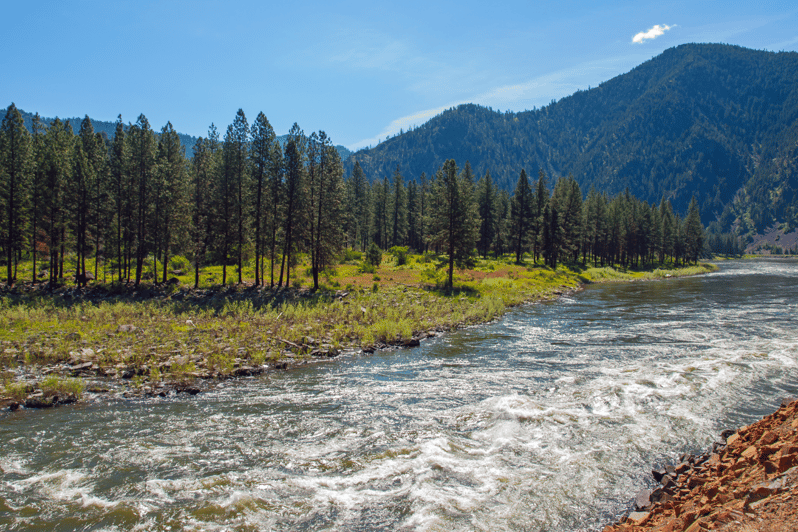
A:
[128,114,157,287]
[267,139,283,287]
[227,109,249,284]
[279,123,306,287]
[476,170,497,257]
[346,161,369,251]
[191,137,210,288]
[250,112,276,286]
[684,196,704,264]
[510,169,533,263]
[43,118,74,286]
[28,114,47,283]
[0,103,31,285]
[428,159,479,289]
[372,175,389,249]
[390,165,407,247]
[532,170,548,263]
[154,122,186,283]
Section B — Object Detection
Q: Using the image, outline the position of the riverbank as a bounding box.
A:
[604,398,798,532]
[0,260,717,410]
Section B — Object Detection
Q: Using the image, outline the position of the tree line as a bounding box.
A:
[0,103,705,291]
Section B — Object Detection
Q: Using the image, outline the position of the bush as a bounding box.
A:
[366,243,382,267]
[358,262,376,274]
[388,246,409,266]
[340,249,362,264]
[169,255,192,274]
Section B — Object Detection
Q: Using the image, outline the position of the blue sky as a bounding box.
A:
[3,1,797,151]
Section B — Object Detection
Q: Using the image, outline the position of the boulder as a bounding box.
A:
[634,489,652,510]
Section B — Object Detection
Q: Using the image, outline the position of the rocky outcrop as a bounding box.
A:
[605,398,798,532]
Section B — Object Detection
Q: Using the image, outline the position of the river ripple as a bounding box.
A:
[1,259,797,531]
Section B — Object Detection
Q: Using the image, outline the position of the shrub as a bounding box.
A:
[366,243,382,267]
[41,375,84,399]
[388,246,409,266]
[358,263,376,274]
[168,255,192,274]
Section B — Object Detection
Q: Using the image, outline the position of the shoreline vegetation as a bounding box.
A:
[1,256,716,410]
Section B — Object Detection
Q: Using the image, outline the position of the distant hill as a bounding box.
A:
[2,109,352,162]
[345,43,798,234]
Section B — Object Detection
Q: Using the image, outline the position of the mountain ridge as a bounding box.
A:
[345,43,798,233]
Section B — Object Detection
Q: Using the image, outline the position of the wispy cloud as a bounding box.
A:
[632,24,673,44]
[349,105,451,150]
[348,55,646,151]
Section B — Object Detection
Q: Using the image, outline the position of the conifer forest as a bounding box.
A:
[0,103,709,291]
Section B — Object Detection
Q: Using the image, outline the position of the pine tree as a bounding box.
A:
[532,170,548,263]
[390,165,407,247]
[684,196,704,264]
[476,170,497,257]
[191,137,210,288]
[154,122,186,283]
[128,114,157,286]
[0,103,31,286]
[29,114,47,283]
[347,161,369,251]
[510,169,533,263]
[372,176,389,249]
[428,159,479,289]
[279,123,306,288]
[43,118,74,286]
[250,112,276,286]
[267,139,283,287]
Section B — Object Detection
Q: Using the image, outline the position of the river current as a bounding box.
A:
[1,259,797,531]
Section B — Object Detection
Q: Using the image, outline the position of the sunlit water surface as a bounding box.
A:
[1,259,797,531]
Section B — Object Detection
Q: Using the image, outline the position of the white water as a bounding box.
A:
[1,259,797,531]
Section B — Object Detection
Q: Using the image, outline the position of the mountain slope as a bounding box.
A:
[346,43,798,230]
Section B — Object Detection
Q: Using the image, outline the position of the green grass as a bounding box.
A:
[0,253,716,394]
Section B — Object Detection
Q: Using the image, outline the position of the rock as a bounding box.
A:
[233,366,263,377]
[24,394,56,408]
[65,332,81,341]
[627,511,650,525]
[662,475,678,490]
[9,402,21,411]
[651,487,674,505]
[675,462,691,475]
[652,467,667,482]
[402,338,421,347]
[70,361,93,375]
[720,428,736,441]
[780,397,797,408]
[634,489,652,510]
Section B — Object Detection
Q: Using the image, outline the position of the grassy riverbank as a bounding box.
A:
[0,256,716,408]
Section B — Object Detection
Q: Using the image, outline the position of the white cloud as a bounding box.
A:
[632,24,673,44]
[348,54,648,151]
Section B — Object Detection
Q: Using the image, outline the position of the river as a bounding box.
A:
[1,259,797,531]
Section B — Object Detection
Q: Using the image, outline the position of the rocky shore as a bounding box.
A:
[604,398,798,532]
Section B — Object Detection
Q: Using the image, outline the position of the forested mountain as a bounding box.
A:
[2,108,353,162]
[345,43,798,233]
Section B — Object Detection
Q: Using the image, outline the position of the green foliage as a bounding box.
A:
[366,243,382,266]
[388,246,409,265]
[41,375,84,398]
